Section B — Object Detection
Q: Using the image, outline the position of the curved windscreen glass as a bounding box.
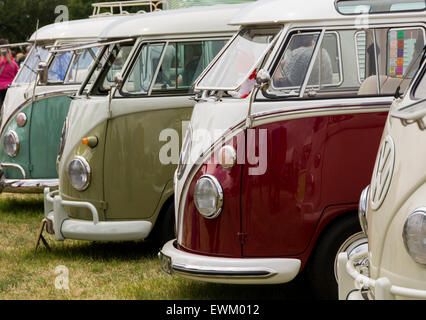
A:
[13,45,49,84]
[196,27,281,91]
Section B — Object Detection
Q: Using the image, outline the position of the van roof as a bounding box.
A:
[29,15,129,42]
[102,4,243,39]
[230,0,426,26]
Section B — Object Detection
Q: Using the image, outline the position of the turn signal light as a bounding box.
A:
[82,136,98,148]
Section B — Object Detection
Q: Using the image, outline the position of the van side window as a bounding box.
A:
[100,45,133,91]
[387,29,423,78]
[47,52,73,83]
[151,40,227,94]
[267,27,425,99]
[122,43,165,94]
[65,48,99,84]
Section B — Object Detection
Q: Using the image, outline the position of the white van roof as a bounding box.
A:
[230,0,426,26]
[29,15,129,42]
[102,4,243,39]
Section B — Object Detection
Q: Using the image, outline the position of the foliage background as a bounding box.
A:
[0,0,257,45]
[0,0,99,44]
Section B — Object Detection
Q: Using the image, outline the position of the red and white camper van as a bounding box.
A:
[160,0,426,299]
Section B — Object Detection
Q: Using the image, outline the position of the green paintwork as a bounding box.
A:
[0,95,72,180]
[0,104,32,179]
[30,95,72,178]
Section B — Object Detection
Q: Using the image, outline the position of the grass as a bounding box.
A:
[0,194,312,300]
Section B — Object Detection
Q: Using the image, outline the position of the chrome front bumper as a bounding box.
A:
[44,188,153,242]
[0,163,59,193]
[338,251,426,300]
[159,240,301,285]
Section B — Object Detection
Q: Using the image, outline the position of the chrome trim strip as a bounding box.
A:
[172,265,274,280]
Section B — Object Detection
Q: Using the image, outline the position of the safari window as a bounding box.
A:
[122,43,165,94]
[101,45,133,91]
[152,40,227,94]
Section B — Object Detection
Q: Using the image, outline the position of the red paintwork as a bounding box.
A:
[180,106,388,267]
[180,134,244,257]
[242,111,387,258]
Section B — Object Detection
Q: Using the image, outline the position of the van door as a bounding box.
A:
[241,26,425,257]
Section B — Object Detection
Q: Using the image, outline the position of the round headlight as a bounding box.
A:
[4,130,20,158]
[358,186,370,236]
[403,209,426,266]
[194,175,224,219]
[68,156,91,191]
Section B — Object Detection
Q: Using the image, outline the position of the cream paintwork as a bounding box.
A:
[231,0,424,26]
[102,4,244,39]
[339,60,426,300]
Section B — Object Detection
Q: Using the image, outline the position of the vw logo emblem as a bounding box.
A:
[370,136,395,210]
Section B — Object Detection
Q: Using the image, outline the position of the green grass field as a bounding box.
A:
[0,194,312,300]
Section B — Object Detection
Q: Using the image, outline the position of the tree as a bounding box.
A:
[0,0,98,44]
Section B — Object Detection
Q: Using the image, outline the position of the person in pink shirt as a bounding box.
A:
[0,39,20,108]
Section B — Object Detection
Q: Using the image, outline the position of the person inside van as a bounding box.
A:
[0,39,19,109]
[273,34,333,89]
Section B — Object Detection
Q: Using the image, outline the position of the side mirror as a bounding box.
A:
[256,69,271,91]
[38,62,48,85]
[114,72,124,89]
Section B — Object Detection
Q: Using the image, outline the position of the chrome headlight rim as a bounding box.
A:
[359,185,370,236]
[194,174,224,220]
[4,130,20,158]
[403,208,426,266]
[67,156,91,192]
